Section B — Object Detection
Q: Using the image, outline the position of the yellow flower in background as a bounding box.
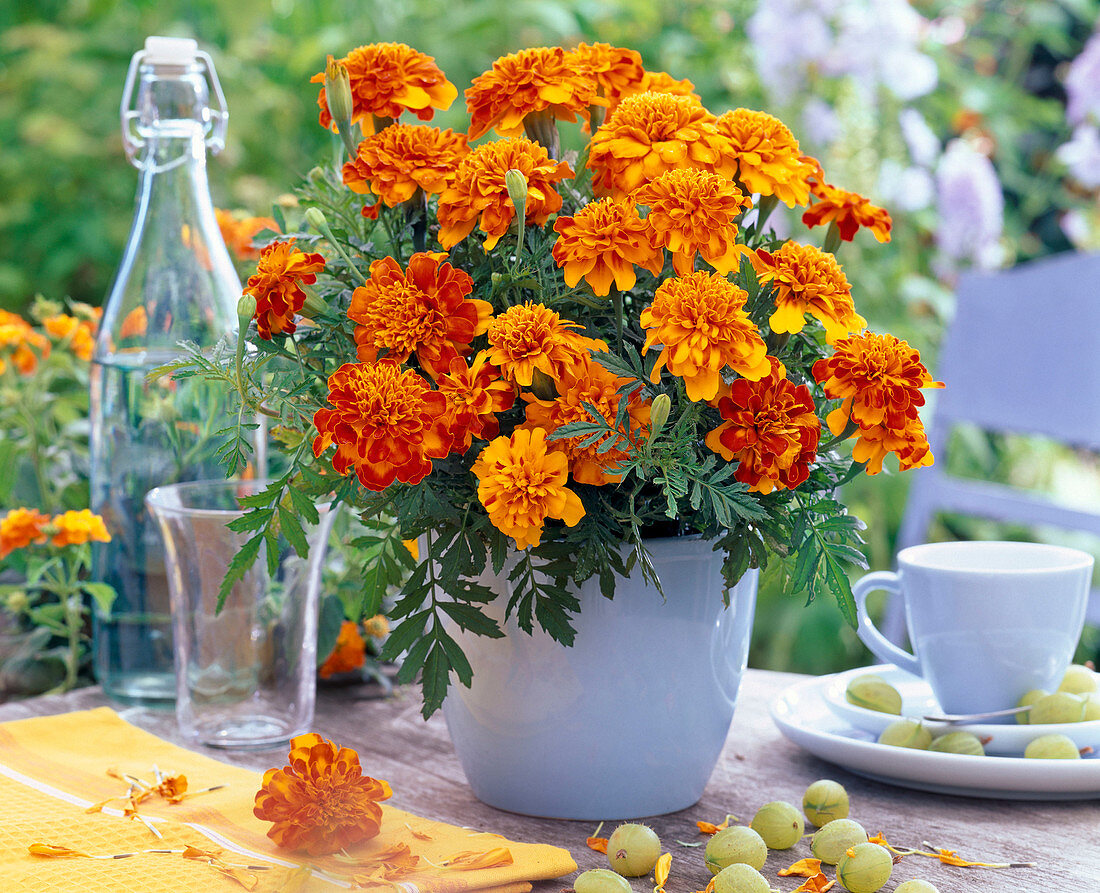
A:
[0,309,50,375]
[42,313,96,361]
[714,108,819,207]
[0,507,50,558]
[48,509,111,548]
[552,197,664,296]
[486,302,607,387]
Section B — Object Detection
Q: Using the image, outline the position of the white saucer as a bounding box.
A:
[822,665,1100,757]
[771,671,1100,800]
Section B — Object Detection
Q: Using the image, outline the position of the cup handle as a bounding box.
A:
[853,571,921,677]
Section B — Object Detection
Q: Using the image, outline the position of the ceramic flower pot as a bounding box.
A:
[441,536,757,820]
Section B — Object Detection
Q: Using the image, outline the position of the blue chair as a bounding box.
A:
[888,251,1100,640]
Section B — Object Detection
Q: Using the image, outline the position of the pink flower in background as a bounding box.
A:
[934,139,1004,272]
[1065,30,1100,126]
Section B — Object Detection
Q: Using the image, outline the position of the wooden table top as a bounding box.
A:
[0,669,1096,892]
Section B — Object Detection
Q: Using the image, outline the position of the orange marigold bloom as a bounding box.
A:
[310,43,457,133]
[347,253,492,374]
[588,92,724,198]
[714,109,819,208]
[749,242,865,343]
[635,70,699,100]
[803,181,893,243]
[312,361,451,491]
[119,307,148,340]
[705,358,820,494]
[486,302,607,387]
[363,614,390,638]
[573,42,646,105]
[465,46,602,140]
[254,733,392,855]
[42,314,96,361]
[342,124,469,209]
[472,427,585,549]
[244,240,326,340]
[49,509,111,548]
[0,310,50,375]
[851,415,935,475]
[0,508,49,558]
[436,137,573,250]
[216,209,277,261]
[552,197,664,296]
[319,620,367,679]
[436,351,516,453]
[522,358,650,485]
[640,271,770,402]
[634,168,753,276]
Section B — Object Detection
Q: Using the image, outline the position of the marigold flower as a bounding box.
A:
[436,137,573,250]
[750,242,865,343]
[472,428,585,549]
[634,70,699,101]
[587,92,724,198]
[465,46,602,140]
[634,168,753,276]
[436,351,517,453]
[486,302,607,387]
[254,733,392,855]
[319,620,367,679]
[851,416,935,475]
[640,271,770,402]
[573,42,646,105]
[48,509,111,548]
[312,361,451,491]
[310,43,457,133]
[803,181,893,243]
[342,124,469,208]
[705,358,820,494]
[119,307,148,340]
[42,314,96,361]
[714,109,819,207]
[348,253,492,374]
[216,209,277,261]
[363,614,390,638]
[522,358,650,485]
[0,508,49,558]
[0,310,50,375]
[243,240,326,340]
[552,197,664,296]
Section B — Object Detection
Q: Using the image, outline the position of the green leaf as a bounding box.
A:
[439,601,503,638]
[315,594,346,667]
[419,644,452,718]
[82,582,117,616]
[217,533,263,613]
[278,504,310,557]
[379,609,430,662]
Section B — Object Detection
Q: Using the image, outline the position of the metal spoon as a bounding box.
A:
[921,705,1030,724]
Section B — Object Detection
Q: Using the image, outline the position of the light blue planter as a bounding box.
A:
[442,537,758,820]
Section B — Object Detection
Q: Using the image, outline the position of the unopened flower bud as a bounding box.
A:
[304,207,329,232]
[505,169,528,220]
[323,55,354,132]
[648,393,671,442]
[237,294,257,325]
[307,166,328,186]
[530,368,558,401]
[5,590,28,614]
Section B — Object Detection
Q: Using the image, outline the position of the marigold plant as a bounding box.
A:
[179,41,943,717]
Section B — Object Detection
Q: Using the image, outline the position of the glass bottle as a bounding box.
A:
[90,37,241,707]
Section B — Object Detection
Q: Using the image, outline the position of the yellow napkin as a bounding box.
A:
[0,707,577,892]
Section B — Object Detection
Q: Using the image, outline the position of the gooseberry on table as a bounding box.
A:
[606,823,661,877]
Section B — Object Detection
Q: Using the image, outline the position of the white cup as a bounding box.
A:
[854,541,1093,716]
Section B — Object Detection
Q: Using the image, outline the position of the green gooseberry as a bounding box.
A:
[845,676,902,715]
[810,818,869,865]
[836,842,893,893]
[575,869,633,893]
[1028,691,1087,725]
[704,826,767,875]
[1024,733,1081,759]
[892,879,939,893]
[750,800,803,849]
[712,863,771,893]
[877,719,932,749]
[606,823,661,877]
[802,779,850,827]
[1058,664,1097,695]
[1016,689,1046,725]
[1083,694,1100,722]
[928,731,985,756]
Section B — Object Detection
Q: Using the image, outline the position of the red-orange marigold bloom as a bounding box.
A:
[714,109,819,207]
[852,415,935,475]
[312,361,451,491]
[254,733,392,855]
[42,314,95,361]
[216,209,277,261]
[634,168,753,276]
[573,42,646,105]
[522,359,651,485]
[640,271,770,402]
[465,46,602,140]
[311,43,457,133]
[705,358,820,494]
[486,302,608,387]
[342,124,469,209]
[803,181,893,243]
[347,253,492,374]
[436,137,573,250]
[587,92,724,198]
[472,427,585,549]
[552,198,664,296]
[49,509,111,548]
[319,620,367,679]
[0,507,49,558]
[437,351,516,453]
[750,242,866,343]
[243,240,326,340]
[0,310,50,375]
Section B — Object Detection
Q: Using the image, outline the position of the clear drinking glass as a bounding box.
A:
[145,480,336,748]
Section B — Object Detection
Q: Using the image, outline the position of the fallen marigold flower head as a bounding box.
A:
[0,507,50,557]
[803,181,893,243]
[244,240,326,340]
[49,510,111,548]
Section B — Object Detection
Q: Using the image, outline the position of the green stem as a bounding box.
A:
[610,285,624,351]
[754,194,779,233]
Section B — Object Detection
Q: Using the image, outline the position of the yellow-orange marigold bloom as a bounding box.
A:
[436,351,516,453]
[486,302,607,387]
[312,361,451,491]
[311,43,457,133]
[852,416,935,475]
[573,42,646,105]
[254,733,392,855]
[714,109,819,208]
[42,314,96,361]
[472,427,585,549]
[640,271,770,402]
[348,253,492,374]
[49,509,111,548]
[216,209,277,261]
[634,168,753,276]
[436,137,573,250]
[635,70,699,100]
[342,124,469,209]
[588,92,724,198]
[750,242,865,343]
[119,307,148,340]
[705,358,820,494]
[802,181,893,243]
[319,620,367,679]
[0,310,50,375]
[465,46,602,140]
[0,508,49,558]
[363,614,390,638]
[552,197,664,296]
[521,359,650,485]
[244,240,326,340]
